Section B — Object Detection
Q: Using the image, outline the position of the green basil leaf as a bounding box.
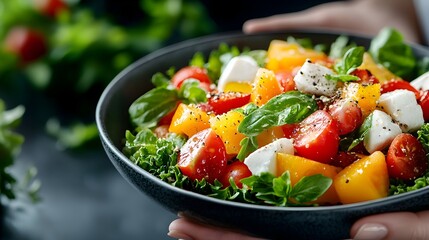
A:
[325,74,360,82]
[344,46,365,74]
[329,35,351,59]
[129,87,179,129]
[238,91,317,136]
[289,174,332,203]
[348,113,373,151]
[178,79,207,104]
[369,27,416,78]
[334,46,365,74]
[151,72,170,88]
[273,171,292,197]
[237,136,258,161]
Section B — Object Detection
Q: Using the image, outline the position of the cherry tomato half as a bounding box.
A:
[4,27,47,64]
[292,110,340,164]
[381,79,420,99]
[328,98,363,136]
[219,161,252,188]
[275,70,296,92]
[171,66,212,92]
[386,133,428,181]
[350,69,379,84]
[208,91,250,115]
[178,128,227,183]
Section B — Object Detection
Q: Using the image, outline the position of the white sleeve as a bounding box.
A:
[414,0,429,46]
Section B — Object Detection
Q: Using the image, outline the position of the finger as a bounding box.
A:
[351,211,429,240]
[168,217,264,240]
[242,2,351,33]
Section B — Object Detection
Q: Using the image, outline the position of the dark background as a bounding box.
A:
[1,1,341,240]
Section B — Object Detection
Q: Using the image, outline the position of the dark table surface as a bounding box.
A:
[0,85,176,240]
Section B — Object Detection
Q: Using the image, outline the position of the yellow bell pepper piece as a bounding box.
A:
[276,153,341,205]
[169,103,211,137]
[333,151,389,204]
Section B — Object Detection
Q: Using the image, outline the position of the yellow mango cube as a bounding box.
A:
[276,153,341,205]
[333,151,389,204]
[359,53,399,83]
[256,126,286,148]
[251,68,283,106]
[209,110,246,155]
[345,82,380,118]
[266,40,328,73]
[169,103,211,137]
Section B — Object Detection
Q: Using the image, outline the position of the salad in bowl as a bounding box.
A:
[122,27,429,207]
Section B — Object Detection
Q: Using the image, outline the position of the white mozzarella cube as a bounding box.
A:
[293,59,337,96]
[411,71,429,91]
[377,89,424,132]
[364,110,402,153]
[217,56,259,92]
[244,138,294,176]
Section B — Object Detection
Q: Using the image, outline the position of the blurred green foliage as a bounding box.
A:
[0,0,216,149]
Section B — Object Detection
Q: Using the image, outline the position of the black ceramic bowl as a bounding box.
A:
[96,30,429,240]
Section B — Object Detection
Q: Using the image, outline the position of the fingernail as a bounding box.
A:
[167,230,193,240]
[353,223,388,240]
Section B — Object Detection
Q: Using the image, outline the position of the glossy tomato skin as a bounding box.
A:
[381,79,420,99]
[275,70,296,92]
[171,66,212,92]
[418,90,429,122]
[386,133,428,181]
[328,98,363,136]
[34,0,68,17]
[350,69,379,84]
[4,27,47,64]
[219,161,252,188]
[280,123,297,138]
[292,110,340,164]
[178,128,227,183]
[330,151,360,168]
[208,91,250,115]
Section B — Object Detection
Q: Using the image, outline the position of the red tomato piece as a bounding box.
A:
[292,110,340,164]
[4,27,47,64]
[178,128,228,183]
[381,79,420,99]
[158,101,181,126]
[280,123,297,138]
[275,70,296,92]
[219,161,252,188]
[328,98,363,136]
[350,69,379,84]
[330,151,360,168]
[171,66,212,92]
[386,133,428,181]
[34,0,68,17]
[208,91,250,115]
[418,90,429,122]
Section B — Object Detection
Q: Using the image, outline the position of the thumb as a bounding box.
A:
[350,211,429,240]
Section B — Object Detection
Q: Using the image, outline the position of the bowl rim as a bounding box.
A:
[96,29,429,212]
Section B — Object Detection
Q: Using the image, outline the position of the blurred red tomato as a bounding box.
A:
[34,0,69,18]
[4,27,48,64]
